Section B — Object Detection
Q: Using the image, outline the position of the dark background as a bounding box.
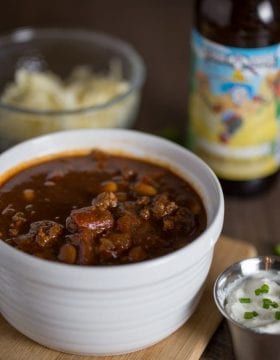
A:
[0,0,193,137]
[2,0,278,262]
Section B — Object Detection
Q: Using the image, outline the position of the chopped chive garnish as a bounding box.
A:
[272,302,279,308]
[262,298,272,309]
[244,312,254,319]
[261,298,279,309]
[255,284,270,296]
[275,311,280,320]
[261,284,270,293]
[275,312,280,320]
[239,297,251,304]
[244,311,258,320]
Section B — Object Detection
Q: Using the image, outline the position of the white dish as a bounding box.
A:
[0,129,224,355]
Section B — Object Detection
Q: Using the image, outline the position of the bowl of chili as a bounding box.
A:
[0,129,224,355]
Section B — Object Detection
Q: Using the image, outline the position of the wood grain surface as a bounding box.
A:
[0,236,257,360]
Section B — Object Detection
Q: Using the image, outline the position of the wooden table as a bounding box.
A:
[0,1,279,358]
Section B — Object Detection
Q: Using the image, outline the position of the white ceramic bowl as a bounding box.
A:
[0,129,224,356]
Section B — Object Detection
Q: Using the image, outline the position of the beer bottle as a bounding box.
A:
[188,0,280,195]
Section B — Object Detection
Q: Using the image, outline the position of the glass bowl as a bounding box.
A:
[0,28,146,150]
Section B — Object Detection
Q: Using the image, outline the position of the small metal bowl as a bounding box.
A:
[214,256,280,360]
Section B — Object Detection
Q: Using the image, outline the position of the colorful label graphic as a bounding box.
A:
[189,30,280,180]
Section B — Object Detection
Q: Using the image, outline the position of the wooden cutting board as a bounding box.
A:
[0,235,257,360]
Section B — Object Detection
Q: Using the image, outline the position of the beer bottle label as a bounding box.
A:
[189,29,280,180]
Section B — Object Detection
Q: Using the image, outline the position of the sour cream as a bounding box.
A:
[225,273,280,334]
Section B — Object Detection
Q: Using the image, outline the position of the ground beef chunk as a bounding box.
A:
[8,211,27,236]
[12,220,63,248]
[91,192,118,211]
[151,194,178,219]
[34,221,63,247]
[163,207,195,233]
